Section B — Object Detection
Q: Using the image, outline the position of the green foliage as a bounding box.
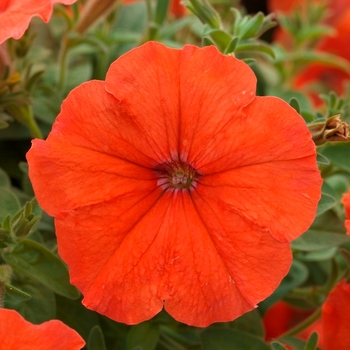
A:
[304,332,319,350]
[88,325,107,350]
[126,322,160,350]
[2,239,79,299]
[271,342,288,350]
[200,328,270,350]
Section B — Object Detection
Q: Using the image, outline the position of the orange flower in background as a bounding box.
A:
[322,280,350,349]
[0,0,77,44]
[0,308,85,350]
[342,190,350,234]
[263,301,323,347]
[27,41,321,327]
[264,280,350,349]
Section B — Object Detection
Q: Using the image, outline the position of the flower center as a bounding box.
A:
[155,161,199,191]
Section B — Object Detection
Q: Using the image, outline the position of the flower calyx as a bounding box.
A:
[309,114,350,146]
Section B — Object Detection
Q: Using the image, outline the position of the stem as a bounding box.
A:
[58,38,69,92]
[26,116,43,139]
[278,307,322,339]
[0,283,4,308]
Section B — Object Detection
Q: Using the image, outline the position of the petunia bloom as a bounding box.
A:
[264,280,350,349]
[0,308,85,350]
[0,0,77,44]
[342,190,350,234]
[322,280,350,349]
[27,41,321,327]
[263,301,323,347]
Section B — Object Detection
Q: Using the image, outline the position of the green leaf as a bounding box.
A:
[88,325,107,350]
[289,97,301,113]
[160,17,197,39]
[5,284,32,301]
[296,25,335,44]
[56,294,100,341]
[305,332,318,350]
[259,260,309,313]
[316,153,330,165]
[271,342,288,350]
[236,39,275,58]
[0,187,21,222]
[229,309,264,337]
[127,322,159,350]
[0,168,11,187]
[281,336,306,350]
[5,279,56,324]
[292,230,350,251]
[224,36,240,54]
[2,239,80,299]
[316,192,336,216]
[155,0,170,26]
[297,247,338,261]
[200,328,270,350]
[321,143,350,172]
[292,51,350,73]
[239,12,264,40]
[203,36,215,47]
[242,58,256,65]
[203,27,232,52]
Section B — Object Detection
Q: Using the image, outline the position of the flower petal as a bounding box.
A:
[0,308,85,350]
[178,45,256,162]
[27,138,157,216]
[27,81,161,215]
[198,159,320,242]
[56,190,291,326]
[322,280,350,349]
[342,190,350,234]
[192,96,318,172]
[105,42,256,164]
[106,42,181,163]
[191,188,292,305]
[0,0,76,43]
[192,97,321,242]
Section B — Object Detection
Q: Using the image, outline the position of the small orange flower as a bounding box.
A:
[27,42,321,326]
[342,190,350,234]
[0,0,77,44]
[0,308,85,350]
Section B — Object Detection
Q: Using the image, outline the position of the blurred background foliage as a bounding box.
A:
[1,0,350,349]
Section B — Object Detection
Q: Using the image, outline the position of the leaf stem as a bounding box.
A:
[26,115,43,139]
[279,307,322,339]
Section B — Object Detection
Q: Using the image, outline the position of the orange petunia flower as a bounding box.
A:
[27,42,322,326]
[264,280,350,349]
[322,280,350,349]
[263,301,323,347]
[342,190,350,234]
[0,0,77,44]
[0,308,85,350]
